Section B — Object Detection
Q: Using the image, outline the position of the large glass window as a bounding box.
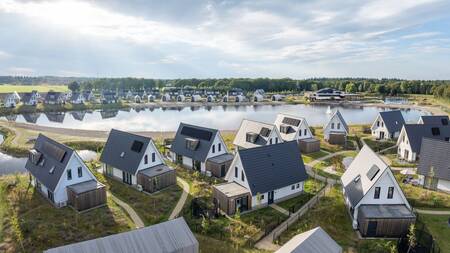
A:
[387,187,394,199]
[67,169,72,180]
[374,187,380,199]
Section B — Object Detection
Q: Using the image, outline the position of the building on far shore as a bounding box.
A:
[43,217,198,253]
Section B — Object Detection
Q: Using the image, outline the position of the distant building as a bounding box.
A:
[161,93,171,102]
[417,138,450,193]
[307,88,344,101]
[276,227,342,253]
[101,90,118,104]
[418,115,449,125]
[323,110,348,144]
[371,110,405,140]
[82,90,95,102]
[71,92,85,104]
[274,113,320,153]
[233,119,283,150]
[43,217,198,253]
[191,94,202,102]
[44,91,65,105]
[341,145,415,237]
[4,93,19,108]
[271,94,284,101]
[21,90,39,106]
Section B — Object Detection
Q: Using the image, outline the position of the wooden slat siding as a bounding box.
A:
[205,159,233,177]
[213,187,251,215]
[137,170,176,193]
[357,212,415,237]
[299,139,321,154]
[67,187,107,211]
[328,133,346,145]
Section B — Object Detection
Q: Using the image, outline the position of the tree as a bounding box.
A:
[407,224,416,253]
[201,215,209,234]
[345,83,357,93]
[68,81,80,92]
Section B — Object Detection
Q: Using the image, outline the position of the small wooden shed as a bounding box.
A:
[205,153,234,177]
[328,132,346,145]
[137,164,176,193]
[213,182,251,215]
[67,180,106,211]
[299,138,321,153]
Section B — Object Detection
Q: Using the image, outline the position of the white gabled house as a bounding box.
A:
[100,129,176,193]
[417,138,450,193]
[4,93,19,108]
[70,92,85,104]
[323,109,348,144]
[213,141,308,215]
[170,123,234,177]
[341,145,415,237]
[371,110,405,140]
[233,119,283,150]
[25,134,106,211]
[274,113,320,153]
[417,115,449,125]
[21,90,39,106]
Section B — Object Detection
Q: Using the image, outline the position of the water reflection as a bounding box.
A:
[0,103,428,132]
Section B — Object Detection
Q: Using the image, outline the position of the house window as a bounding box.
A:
[377,121,380,127]
[78,167,82,178]
[331,123,335,129]
[299,130,302,136]
[152,153,156,162]
[212,144,215,153]
[374,187,380,199]
[296,183,300,189]
[218,143,222,152]
[67,169,72,180]
[144,155,148,164]
[402,135,405,143]
[269,139,273,144]
[304,129,307,135]
[291,185,295,190]
[241,171,245,182]
[235,167,238,178]
[275,137,278,144]
[261,194,264,200]
[388,187,394,199]
[337,123,341,129]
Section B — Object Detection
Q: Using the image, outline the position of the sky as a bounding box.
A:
[0,0,450,79]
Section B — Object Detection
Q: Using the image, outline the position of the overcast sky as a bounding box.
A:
[1,0,450,79]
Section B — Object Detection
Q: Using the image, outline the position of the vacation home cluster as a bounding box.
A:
[21,107,450,252]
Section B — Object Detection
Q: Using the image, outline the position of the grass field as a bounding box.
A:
[0,84,68,93]
[0,174,134,253]
[277,179,325,213]
[418,214,450,253]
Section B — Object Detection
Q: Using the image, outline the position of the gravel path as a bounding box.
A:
[108,192,145,229]
[169,177,190,220]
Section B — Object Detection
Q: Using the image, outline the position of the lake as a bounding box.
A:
[0,104,428,132]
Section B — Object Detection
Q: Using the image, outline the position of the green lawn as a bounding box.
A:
[397,177,450,209]
[0,174,134,252]
[419,214,450,253]
[0,84,68,93]
[277,179,325,213]
[301,150,329,164]
[196,234,269,253]
[363,138,396,152]
[276,186,396,253]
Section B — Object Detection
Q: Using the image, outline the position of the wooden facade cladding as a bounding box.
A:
[328,133,347,145]
[137,170,176,193]
[205,159,233,178]
[357,211,415,237]
[67,187,106,212]
[213,187,251,215]
[298,139,321,153]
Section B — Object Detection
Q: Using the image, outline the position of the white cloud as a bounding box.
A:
[6,67,34,75]
[401,32,440,39]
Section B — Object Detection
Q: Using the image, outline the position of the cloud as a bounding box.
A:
[5,67,34,75]
[401,32,440,39]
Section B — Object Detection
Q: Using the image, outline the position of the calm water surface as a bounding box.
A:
[0,104,428,132]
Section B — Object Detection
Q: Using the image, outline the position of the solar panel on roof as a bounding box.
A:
[366,165,380,181]
[131,140,144,152]
[180,126,212,141]
[259,127,271,137]
[41,141,66,162]
[282,117,300,126]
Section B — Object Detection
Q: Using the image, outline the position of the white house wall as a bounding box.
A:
[297,120,313,140]
[397,129,416,161]
[135,140,164,173]
[324,115,347,140]
[225,153,251,191]
[267,127,283,145]
[437,179,450,193]
[205,133,228,160]
[251,181,304,208]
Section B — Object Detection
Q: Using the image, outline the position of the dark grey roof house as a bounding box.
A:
[100,129,175,192]
[21,90,39,105]
[44,91,65,104]
[276,227,342,253]
[101,90,118,104]
[371,110,405,140]
[418,115,449,125]
[170,123,233,177]
[213,141,308,215]
[43,217,198,253]
[25,134,106,210]
[417,138,450,192]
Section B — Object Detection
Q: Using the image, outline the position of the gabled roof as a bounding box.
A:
[45,91,64,101]
[233,119,278,149]
[100,129,152,174]
[43,217,198,253]
[274,113,307,141]
[275,227,342,253]
[237,141,308,195]
[417,138,450,181]
[378,110,405,133]
[324,110,348,133]
[170,123,218,162]
[25,134,75,191]
[419,115,449,125]
[71,92,83,101]
[341,145,390,207]
[401,124,450,153]
[21,92,37,103]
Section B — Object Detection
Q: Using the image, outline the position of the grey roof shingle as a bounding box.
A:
[417,138,450,181]
[238,141,308,195]
[379,110,405,133]
[43,217,198,253]
[25,134,75,191]
[170,123,218,162]
[403,124,450,153]
[343,178,364,207]
[275,227,342,253]
[233,119,277,149]
[419,115,449,125]
[100,129,151,174]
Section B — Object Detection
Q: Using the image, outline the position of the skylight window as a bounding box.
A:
[367,165,380,181]
[120,152,125,158]
[49,166,55,174]
[353,175,361,183]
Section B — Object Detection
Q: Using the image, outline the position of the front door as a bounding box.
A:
[193,160,201,171]
[367,221,378,237]
[379,132,385,139]
[122,171,132,185]
[404,149,409,160]
[220,165,226,177]
[268,191,274,204]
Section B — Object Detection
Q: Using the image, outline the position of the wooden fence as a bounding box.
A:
[271,184,331,241]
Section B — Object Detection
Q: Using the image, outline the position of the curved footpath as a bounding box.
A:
[107,192,145,229]
[169,177,190,220]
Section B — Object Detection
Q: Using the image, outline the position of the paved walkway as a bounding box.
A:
[270,204,290,216]
[108,192,145,228]
[169,177,190,220]
[415,209,450,215]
